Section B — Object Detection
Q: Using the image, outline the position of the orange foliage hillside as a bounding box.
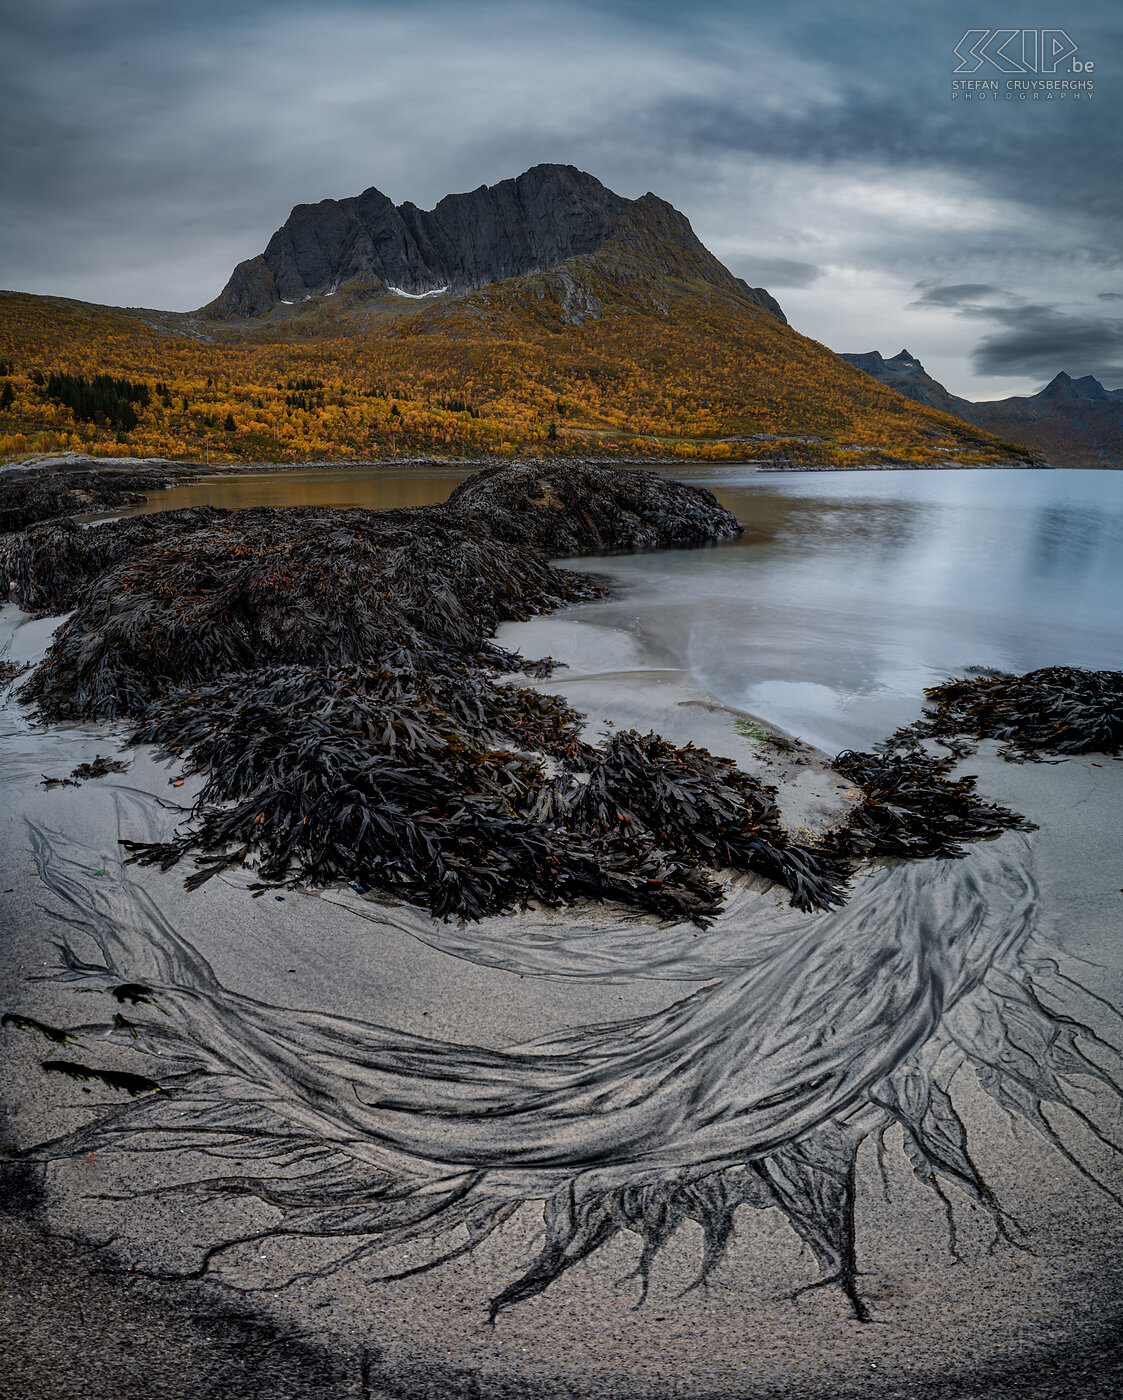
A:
[0,244,1034,468]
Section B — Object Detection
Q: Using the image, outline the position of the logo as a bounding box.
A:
[952,29,1090,74]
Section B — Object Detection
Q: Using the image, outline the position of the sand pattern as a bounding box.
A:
[18,789,1122,1323]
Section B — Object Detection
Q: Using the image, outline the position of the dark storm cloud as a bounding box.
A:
[0,0,1119,391]
[912,285,1001,309]
[909,282,1123,385]
[970,305,1123,384]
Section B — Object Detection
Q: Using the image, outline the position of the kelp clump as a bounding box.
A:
[125,664,842,922]
[831,746,1035,859]
[23,505,608,721]
[1,507,224,616]
[917,666,1123,759]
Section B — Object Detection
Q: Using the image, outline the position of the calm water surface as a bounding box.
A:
[562,467,1123,751]
[125,464,1123,754]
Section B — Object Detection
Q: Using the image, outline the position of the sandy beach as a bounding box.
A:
[3,572,1122,1398]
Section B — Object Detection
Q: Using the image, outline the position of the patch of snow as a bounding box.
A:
[280,299,294,305]
[387,285,449,299]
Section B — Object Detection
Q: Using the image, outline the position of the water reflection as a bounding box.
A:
[1026,506,1105,583]
[562,469,1123,752]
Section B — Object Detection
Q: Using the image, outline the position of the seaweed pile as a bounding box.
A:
[0,464,186,534]
[1,508,224,616]
[443,459,744,554]
[123,663,841,921]
[831,746,1035,859]
[914,666,1123,759]
[22,504,612,720]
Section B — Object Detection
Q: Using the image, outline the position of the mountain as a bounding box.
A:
[843,352,1123,468]
[211,164,787,324]
[840,350,969,418]
[0,166,1033,468]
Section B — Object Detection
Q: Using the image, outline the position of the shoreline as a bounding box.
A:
[3,464,1122,1397]
[5,449,1051,478]
[3,607,1122,1395]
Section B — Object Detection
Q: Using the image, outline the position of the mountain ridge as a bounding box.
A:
[209,163,786,324]
[842,350,1123,467]
[0,166,1036,468]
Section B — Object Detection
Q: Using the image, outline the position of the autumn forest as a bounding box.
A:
[0,259,1034,469]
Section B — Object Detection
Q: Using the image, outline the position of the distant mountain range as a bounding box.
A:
[0,166,1037,466]
[842,350,1123,468]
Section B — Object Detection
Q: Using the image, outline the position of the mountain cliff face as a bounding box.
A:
[843,353,1123,468]
[209,163,785,323]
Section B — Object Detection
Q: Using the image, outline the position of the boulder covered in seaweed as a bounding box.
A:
[23,505,607,721]
[0,464,187,534]
[1,508,224,615]
[443,460,742,554]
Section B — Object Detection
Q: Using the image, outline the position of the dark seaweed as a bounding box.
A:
[122,664,829,922]
[109,983,161,1007]
[0,465,189,535]
[916,665,1123,759]
[42,753,130,789]
[21,505,608,720]
[0,507,225,615]
[830,747,1036,860]
[1,1011,80,1046]
[40,1060,161,1096]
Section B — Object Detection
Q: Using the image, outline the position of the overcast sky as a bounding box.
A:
[1,0,1118,398]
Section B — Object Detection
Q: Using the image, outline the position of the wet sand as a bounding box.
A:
[2,598,1123,1398]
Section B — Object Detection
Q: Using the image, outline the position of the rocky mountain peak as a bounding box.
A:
[204,164,785,322]
[1039,371,1108,402]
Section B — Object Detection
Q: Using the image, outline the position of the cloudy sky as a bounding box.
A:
[1,0,1118,398]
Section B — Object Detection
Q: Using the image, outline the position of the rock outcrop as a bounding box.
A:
[442,460,741,554]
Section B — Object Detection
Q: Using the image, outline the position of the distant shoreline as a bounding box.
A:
[2,450,1054,478]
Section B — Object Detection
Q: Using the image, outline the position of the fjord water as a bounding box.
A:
[560,467,1123,753]
[128,464,1123,755]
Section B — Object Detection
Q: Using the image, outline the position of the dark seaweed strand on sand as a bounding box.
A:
[921,666,1123,759]
[829,746,1036,860]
